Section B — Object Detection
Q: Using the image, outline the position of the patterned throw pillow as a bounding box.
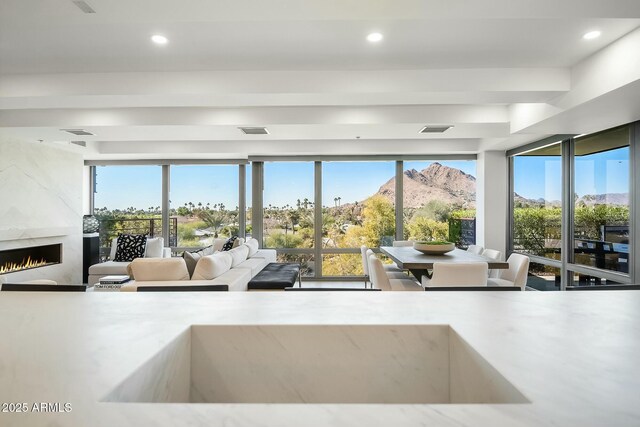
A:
[221,236,238,251]
[114,234,147,262]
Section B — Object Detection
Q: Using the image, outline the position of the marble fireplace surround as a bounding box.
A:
[103,325,529,405]
[0,139,83,284]
[0,232,77,284]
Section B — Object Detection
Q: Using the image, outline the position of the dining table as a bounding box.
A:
[379,246,510,280]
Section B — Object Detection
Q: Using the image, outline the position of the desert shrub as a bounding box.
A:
[406,217,448,241]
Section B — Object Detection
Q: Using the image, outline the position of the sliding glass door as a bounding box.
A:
[511,142,563,290]
[508,123,637,290]
[573,126,630,277]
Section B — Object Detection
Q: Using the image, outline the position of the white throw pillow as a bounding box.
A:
[212,238,227,252]
[109,237,118,260]
[245,238,259,257]
[144,237,164,258]
[228,245,249,267]
[192,252,233,280]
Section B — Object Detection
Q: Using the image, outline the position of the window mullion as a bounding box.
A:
[395,160,403,240]
[560,138,574,290]
[314,161,323,279]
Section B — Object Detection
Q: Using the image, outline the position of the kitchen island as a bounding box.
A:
[0,291,639,426]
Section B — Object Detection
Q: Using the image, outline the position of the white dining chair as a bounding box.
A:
[365,249,406,279]
[421,262,488,287]
[392,240,415,247]
[487,253,530,291]
[482,248,503,278]
[360,245,371,285]
[466,244,484,255]
[368,254,423,291]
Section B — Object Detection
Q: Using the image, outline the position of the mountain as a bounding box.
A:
[515,192,628,207]
[376,162,476,209]
[576,193,629,206]
[513,193,561,207]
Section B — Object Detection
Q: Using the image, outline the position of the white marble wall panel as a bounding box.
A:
[190,324,451,404]
[0,139,83,284]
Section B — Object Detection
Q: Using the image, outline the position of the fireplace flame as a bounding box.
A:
[0,256,50,274]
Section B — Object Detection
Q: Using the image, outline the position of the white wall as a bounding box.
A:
[0,139,83,284]
[476,151,508,256]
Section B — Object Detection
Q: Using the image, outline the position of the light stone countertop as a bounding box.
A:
[0,291,639,426]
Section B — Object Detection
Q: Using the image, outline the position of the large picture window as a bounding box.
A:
[321,161,395,276]
[93,165,162,259]
[263,162,315,276]
[90,156,483,279]
[170,165,239,249]
[403,160,477,247]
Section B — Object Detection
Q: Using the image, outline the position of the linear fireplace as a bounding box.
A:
[0,244,63,274]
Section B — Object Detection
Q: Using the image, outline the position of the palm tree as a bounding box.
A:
[287,209,300,234]
[337,197,341,207]
[197,209,227,238]
[334,197,338,207]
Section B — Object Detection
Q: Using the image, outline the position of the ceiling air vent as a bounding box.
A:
[72,1,96,13]
[238,127,269,135]
[419,125,454,134]
[70,141,87,148]
[61,129,95,136]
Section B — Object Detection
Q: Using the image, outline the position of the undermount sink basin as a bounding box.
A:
[103,325,529,405]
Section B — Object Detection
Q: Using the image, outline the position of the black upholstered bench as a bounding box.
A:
[248,263,301,290]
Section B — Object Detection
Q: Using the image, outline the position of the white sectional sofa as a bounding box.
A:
[121,238,276,292]
[87,237,171,286]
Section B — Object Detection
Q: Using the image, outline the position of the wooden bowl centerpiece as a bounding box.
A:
[413,241,456,255]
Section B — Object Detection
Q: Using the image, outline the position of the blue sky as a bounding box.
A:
[514,147,629,200]
[95,161,477,210]
[95,152,628,210]
[95,165,240,210]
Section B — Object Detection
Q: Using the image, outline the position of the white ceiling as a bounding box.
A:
[0,0,639,158]
[2,18,639,73]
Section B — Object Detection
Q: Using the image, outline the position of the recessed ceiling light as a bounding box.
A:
[151,35,169,45]
[367,32,383,43]
[583,30,601,40]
